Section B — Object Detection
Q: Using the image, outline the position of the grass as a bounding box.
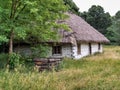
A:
[1,46,120,90]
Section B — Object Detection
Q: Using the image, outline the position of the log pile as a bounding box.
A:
[33,58,62,72]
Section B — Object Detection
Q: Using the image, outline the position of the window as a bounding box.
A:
[77,43,81,55]
[98,43,101,50]
[52,46,62,54]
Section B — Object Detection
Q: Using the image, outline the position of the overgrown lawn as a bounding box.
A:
[1,46,120,90]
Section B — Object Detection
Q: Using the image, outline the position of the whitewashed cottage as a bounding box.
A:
[47,13,109,59]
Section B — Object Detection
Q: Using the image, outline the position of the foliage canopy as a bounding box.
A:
[106,11,120,45]
[0,0,68,53]
[80,5,112,35]
[63,0,80,15]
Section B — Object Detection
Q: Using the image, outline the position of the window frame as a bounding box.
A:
[52,45,62,55]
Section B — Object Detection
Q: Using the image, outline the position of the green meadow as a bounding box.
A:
[1,46,120,90]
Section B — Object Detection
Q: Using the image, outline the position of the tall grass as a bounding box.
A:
[1,46,120,90]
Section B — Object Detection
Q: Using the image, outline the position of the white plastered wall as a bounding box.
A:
[14,46,32,57]
[73,43,103,59]
[48,43,103,59]
[62,44,72,57]
[48,44,72,58]
[74,43,89,59]
[91,43,103,54]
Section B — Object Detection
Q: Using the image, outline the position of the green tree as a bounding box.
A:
[63,0,80,15]
[115,11,120,19]
[0,0,67,54]
[80,5,112,35]
[106,11,120,45]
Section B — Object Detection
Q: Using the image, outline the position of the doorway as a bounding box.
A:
[89,43,92,55]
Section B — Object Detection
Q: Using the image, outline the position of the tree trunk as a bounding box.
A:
[9,29,14,54]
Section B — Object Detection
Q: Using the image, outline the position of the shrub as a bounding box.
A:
[0,53,8,69]
[31,44,51,58]
[9,53,20,70]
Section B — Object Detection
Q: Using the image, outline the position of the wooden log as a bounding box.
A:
[33,57,63,72]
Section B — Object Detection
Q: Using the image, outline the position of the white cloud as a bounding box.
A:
[73,0,120,16]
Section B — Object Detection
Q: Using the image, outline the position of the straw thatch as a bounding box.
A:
[58,13,109,44]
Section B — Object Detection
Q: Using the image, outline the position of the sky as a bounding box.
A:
[73,0,120,16]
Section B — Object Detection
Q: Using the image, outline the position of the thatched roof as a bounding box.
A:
[58,13,109,44]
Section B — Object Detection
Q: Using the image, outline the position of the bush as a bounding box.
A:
[9,53,20,70]
[0,53,8,69]
[31,44,51,58]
